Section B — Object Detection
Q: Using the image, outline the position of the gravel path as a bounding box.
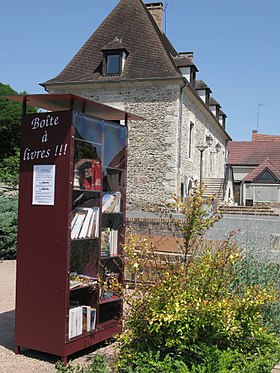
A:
[0,260,117,372]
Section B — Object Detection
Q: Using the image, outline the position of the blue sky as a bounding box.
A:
[0,0,279,141]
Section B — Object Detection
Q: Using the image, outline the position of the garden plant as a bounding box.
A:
[116,188,280,372]
[54,187,280,372]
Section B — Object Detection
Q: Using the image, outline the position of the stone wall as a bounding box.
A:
[48,82,181,210]
[180,90,227,183]
[126,217,181,253]
[48,80,227,210]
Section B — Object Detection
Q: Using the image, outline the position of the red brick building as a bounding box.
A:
[227,132,280,205]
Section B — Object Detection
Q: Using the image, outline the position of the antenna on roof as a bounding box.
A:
[256,103,264,133]
[164,1,168,34]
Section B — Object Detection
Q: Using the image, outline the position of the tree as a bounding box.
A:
[0,83,37,187]
[0,195,18,259]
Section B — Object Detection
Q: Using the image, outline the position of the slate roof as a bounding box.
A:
[219,109,227,117]
[42,0,181,85]
[174,56,198,71]
[195,80,212,92]
[243,158,280,182]
[227,141,280,171]
[101,37,128,52]
[209,97,221,108]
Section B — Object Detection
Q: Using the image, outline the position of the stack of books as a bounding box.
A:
[71,207,99,239]
[69,306,96,339]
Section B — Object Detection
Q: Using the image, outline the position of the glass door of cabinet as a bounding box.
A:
[99,120,127,323]
[68,116,103,341]
[69,112,127,333]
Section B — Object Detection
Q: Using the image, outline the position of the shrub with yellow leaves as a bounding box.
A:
[116,186,280,372]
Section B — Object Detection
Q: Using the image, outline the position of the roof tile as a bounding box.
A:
[227,141,280,172]
[43,0,181,85]
[244,158,280,181]
[252,133,280,142]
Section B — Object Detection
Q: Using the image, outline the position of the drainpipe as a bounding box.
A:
[240,180,245,206]
[177,80,188,195]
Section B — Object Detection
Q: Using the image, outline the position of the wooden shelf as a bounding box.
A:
[14,101,127,364]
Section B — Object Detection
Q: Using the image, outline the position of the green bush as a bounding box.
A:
[117,351,189,372]
[0,150,20,188]
[0,194,18,259]
[117,188,280,372]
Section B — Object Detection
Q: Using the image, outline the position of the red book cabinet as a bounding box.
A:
[5,94,142,363]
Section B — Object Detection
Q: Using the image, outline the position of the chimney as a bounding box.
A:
[146,2,164,31]
[178,52,194,62]
[252,129,258,140]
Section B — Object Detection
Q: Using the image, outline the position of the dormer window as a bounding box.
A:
[175,52,198,87]
[219,110,227,129]
[105,52,123,75]
[179,66,197,86]
[195,80,212,105]
[101,37,129,77]
[209,97,221,119]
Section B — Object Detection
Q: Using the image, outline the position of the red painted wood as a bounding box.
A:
[15,111,73,356]
[14,108,126,361]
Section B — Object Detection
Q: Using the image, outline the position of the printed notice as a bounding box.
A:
[32,165,56,205]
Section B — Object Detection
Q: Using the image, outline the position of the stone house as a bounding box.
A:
[227,132,280,205]
[41,0,231,212]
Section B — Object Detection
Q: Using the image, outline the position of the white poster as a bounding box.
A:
[32,165,56,205]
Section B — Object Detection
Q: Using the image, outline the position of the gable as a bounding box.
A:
[254,168,280,183]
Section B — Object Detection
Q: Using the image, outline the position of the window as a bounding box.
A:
[101,39,128,77]
[181,182,184,201]
[255,170,279,183]
[105,53,122,75]
[189,122,194,158]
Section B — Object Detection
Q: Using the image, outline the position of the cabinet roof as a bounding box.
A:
[3,93,144,121]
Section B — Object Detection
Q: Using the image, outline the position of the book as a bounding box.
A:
[90,308,96,330]
[82,305,91,332]
[102,192,121,213]
[70,279,83,290]
[69,308,76,339]
[111,229,118,256]
[71,211,79,231]
[69,273,98,290]
[79,208,93,238]
[101,228,111,256]
[101,228,118,256]
[94,208,100,237]
[69,306,83,338]
[71,209,87,239]
[71,206,100,239]
[76,306,83,336]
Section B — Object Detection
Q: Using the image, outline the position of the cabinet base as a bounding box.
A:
[14,321,121,365]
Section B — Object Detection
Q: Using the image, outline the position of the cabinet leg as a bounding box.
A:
[14,345,20,354]
[60,356,68,366]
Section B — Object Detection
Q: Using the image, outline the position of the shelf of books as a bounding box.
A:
[10,94,137,364]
